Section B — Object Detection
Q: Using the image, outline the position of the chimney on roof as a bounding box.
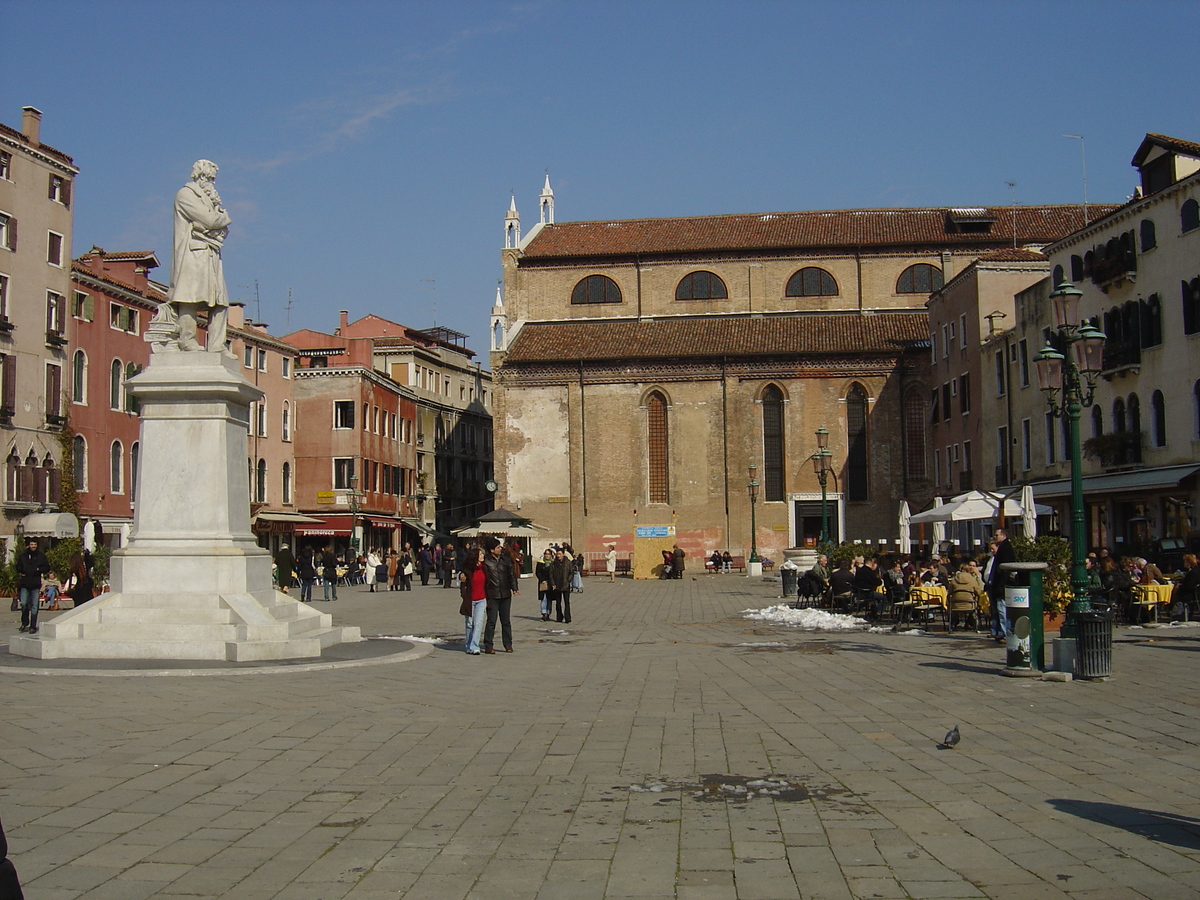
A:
[339,310,349,334]
[21,106,42,143]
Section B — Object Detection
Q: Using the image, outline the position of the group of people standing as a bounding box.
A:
[534,546,583,623]
[15,536,96,636]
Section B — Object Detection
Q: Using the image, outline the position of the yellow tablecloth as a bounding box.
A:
[910,585,947,605]
[1133,583,1173,606]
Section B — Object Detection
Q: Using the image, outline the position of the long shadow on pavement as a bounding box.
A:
[1048,799,1200,851]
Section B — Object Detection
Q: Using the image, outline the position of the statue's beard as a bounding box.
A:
[196,177,224,210]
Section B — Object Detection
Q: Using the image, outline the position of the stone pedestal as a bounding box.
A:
[10,352,360,661]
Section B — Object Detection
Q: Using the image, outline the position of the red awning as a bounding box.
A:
[297,514,351,537]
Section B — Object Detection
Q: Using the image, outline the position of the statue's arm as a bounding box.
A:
[176,188,232,232]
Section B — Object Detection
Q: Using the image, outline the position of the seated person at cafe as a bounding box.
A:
[829,558,855,608]
[852,557,884,619]
[947,560,985,630]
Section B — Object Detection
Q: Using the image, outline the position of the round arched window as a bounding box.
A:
[785,267,838,297]
[571,274,622,305]
[675,271,728,300]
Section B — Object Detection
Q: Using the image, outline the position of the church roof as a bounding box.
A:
[502,312,928,364]
[518,206,1111,261]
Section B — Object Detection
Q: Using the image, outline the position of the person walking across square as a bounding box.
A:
[16,537,50,635]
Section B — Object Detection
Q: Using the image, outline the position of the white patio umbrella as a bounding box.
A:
[898,501,912,554]
[931,496,945,548]
[1020,484,1038,538]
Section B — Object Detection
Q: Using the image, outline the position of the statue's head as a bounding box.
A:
[191,159,218,181]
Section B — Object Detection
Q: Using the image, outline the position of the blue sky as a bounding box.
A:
[3,1,1197,354]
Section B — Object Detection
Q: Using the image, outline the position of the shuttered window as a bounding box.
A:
[762,385,784,501]
[846,384,869,501]
[647,392,669,504]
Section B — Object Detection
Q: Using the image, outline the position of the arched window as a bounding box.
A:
[1113,397,1126,434]
[571,274,622,305]
[676,271,728,300]
[896,264,943,294]
[785,267,838,297]
[1129,393,1141,437]
[109,359,123,410]
[71,350,87,404]
[282,462,292,505]
[73,434,86,492]
[110,441,123,493]
[1070,255,1084,282]
[130,442,139,503]
[256,458,267,503]
[124,361,140,413]
[1151,390,1166,447]
[282,401,291,441]
[1141,294,1163,347]
[903,388,927,479]
[761,385,784,501]
[1052,265,1064,285]
[1141,218,1157,251]
[846,384,868,501]
[1183,277,1200,335]
[647,391,669,504]
[1091,406,1103,440]
[493,320,504,350]
[1182,198,1199,233]
[1194,380,1200,440]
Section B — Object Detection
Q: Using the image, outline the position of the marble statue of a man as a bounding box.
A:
[169,160,231,352]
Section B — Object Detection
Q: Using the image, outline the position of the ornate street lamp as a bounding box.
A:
[810,427,832,544]
[1033,281,1106,631]
[747,464,760,564]
[347,472,362,551]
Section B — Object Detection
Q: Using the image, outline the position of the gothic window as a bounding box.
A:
[846,384,869,501]
[904,388,927,479]
[110,441,123,493]
[761,385,784,501]
[1141,294,1163,347]
[647,391,669,504]
[1151,390,1166,447]
[571,274,622,305]
[110,359,122,410]
[1113,397,1126,434]
[676,271,728,300]
[1182,198,1199,233]
[785,267,838,297]
[896,264,943,294]
[1183,277,1200,335]
[1141,218,1157,251]
[72,350,86,404]
[73,434,86,492]
[256,458,267,504]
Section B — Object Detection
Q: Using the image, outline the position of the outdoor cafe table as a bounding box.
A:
[1132,583,1174,622]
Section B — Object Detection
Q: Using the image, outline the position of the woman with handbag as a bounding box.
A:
[460,547,487,655]
[535,549,554,621]
[366,549,382,593]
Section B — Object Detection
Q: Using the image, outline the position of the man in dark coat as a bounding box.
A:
[274,543,295,593]
[986,529,1016,642]
[16,537,50,635]
[672,545,685,579]
[0,813,24,900]
[482,537,519,653]
[550,547,574,624]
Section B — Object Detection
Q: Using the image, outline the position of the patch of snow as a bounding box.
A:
[742,604,868,631]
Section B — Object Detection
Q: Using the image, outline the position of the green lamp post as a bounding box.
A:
[811,427,832,544]
[747,464,760,564]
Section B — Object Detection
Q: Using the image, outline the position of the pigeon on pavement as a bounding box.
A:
[942,725,961,748]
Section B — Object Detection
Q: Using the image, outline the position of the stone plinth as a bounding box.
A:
[10,352,360,661]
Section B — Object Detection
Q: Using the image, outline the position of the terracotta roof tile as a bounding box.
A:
[1132,133,1200,166]
[973,248,1047,262]
[0,121,76,167]
[71,261,165,302]
[520,205,1114,261]
[502,313,928,365]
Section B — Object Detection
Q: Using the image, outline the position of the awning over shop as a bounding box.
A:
[252,511,325,533]
[1031,464,1200,499]
[297,514,352,537]
[20,512,79,539]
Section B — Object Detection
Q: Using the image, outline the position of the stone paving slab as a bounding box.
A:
[3,574,1200,898]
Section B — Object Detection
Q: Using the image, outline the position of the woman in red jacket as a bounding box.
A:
[460,548,487,655]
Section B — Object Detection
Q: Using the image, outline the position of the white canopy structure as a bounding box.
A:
[909,490,1051,525]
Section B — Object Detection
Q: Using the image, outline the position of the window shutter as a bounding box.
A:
[2,354,16,411]
[18,464,34,502]
[61,178,71,208]
[49,467,62,503]
[84,294,94,321]
[46,365,62,417]
[7,215,15,250]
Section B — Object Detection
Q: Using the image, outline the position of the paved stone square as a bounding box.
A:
[3,573,1200,899]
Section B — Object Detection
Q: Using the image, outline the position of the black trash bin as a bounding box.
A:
[1074,610,1113,679]
[780,567,799,602]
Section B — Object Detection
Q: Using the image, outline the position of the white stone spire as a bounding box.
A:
[539,173,555,225]
[504,193,521,249]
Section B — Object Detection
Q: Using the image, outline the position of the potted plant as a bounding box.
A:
[1012,534,1071,626]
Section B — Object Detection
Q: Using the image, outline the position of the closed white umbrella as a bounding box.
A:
[898,501,912,554]
[1020,484,1038,538]
[931,497,945,548]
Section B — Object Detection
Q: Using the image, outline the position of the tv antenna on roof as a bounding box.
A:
[1063,134,1089,224]
[285,287,294,332]
[1005,181,1017,248]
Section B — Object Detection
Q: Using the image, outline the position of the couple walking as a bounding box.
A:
[536,547,575,623]
[460,537,520,655]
